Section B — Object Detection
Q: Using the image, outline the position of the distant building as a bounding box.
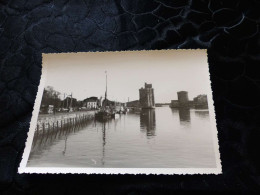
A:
[126,100,140,107]
[170,91,190,108]
[87,100,97,109]
[102,99,115,107]
[139,83,155,109]
[177,91,193,107]
[193,94,208,109]
[83,97,98,109]
[177,91,189,105]
[170,92,208,109]
[40,105,54,114]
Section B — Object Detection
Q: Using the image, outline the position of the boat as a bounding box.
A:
[95,110,115,120]
[95,71,116,121]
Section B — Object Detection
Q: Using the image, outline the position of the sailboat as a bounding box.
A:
[95,71,116,121]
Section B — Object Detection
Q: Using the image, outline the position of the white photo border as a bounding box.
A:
[19,49,222,175]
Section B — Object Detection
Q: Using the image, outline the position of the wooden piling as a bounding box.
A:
[35,112,95,147]
[42,123,45,136]
[46,123,50,142]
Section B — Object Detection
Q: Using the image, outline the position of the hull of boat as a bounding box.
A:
[95,111,115,121]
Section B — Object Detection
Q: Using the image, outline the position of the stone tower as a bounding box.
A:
[139,83,155,109]
[177,91,189,107]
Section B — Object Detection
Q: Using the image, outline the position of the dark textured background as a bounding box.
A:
[0,0,260,194]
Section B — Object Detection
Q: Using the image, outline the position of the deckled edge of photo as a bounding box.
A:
[205,49,222,175]
[18,49,222,175]
[18,55,47,174]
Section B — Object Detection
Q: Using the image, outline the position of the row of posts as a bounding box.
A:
[35,114,93,137]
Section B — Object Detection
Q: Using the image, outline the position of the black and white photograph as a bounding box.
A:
[19,50,221,174]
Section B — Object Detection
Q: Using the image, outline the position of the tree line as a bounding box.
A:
[41,86,82,109]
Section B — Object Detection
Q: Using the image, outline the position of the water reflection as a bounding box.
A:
[170,108,191,126]
[101,121,107,166]
[27,107,217,168]
[62,136,68,156]
[178,108,191,122]
[28,119,94,161]
[140,109,156,137]
[195,110,209,119]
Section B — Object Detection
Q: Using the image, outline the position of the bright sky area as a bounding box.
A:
[43,50,211,103]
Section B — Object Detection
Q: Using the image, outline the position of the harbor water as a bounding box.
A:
[27,107,217,168]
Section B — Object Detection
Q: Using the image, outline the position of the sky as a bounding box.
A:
[42,50,211,103]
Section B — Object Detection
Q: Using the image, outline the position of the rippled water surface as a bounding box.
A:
[28,107,217,168]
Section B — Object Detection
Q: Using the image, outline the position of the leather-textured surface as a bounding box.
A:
[0,0,259,193]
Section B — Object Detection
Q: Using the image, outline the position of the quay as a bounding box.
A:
[31,111,96,152]
[35,111,95,136]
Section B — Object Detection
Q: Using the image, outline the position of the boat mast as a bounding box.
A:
[105,71,107,100]
[104,71,107,107]
[69,93,73,110]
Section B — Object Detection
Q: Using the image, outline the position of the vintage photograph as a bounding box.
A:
[19,50,221,174]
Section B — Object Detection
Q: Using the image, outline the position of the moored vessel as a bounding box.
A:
[95,71,116,121]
